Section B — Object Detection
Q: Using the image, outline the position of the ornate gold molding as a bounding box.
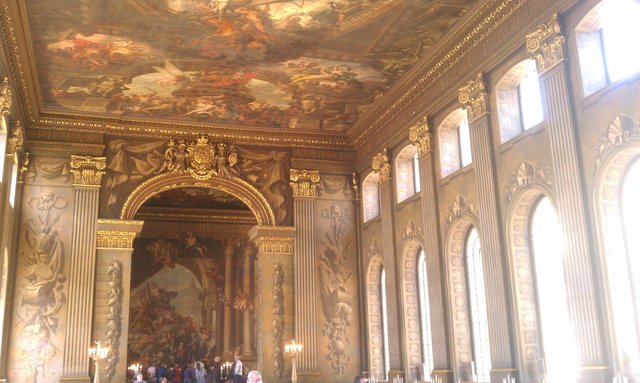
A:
[157,135,240,180]
[254,236,295,254]
[7,120,23,154]
[0,77,12,116]
[17,151,29,183]
[526,15,565,75]
[371,148,391,183]
[96,230,138,249]
[70,155,107,186]
[289,169,320,198]
[408,116,432,155]
[458,73,488,122]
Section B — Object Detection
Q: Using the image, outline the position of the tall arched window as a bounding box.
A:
[465,228,491,383]
[418,249,434,379]
[396,145,420,203]
[576,0,640,97]
[439,108,472,178]
[530,197,578,383]
[381,268,390,380]
[362,172,380,222]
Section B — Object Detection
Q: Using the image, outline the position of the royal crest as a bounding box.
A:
[187,135,216,180]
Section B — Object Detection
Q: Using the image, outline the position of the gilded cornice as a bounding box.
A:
[526,15,565,75]
[135,209,257,225]
[7,120,23,154]
[371,148,391,183]
[289,169,321,198]
[458,73,488,122]
[408,116,432,156]
[69,155,107,187]
[0,77,12,115]
[97,219,144,226]
[96,230,138,249]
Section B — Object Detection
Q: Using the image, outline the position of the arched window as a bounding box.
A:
[381,268,390,380]
[362,172,380,222]
[418,249,434,379]
[439,108,472,178]
[395,145,420,203]
[530,197,578,383]
[495,59,544,143]
[576,0,640,97]
[465,228,491,383]
[367,253,387,381]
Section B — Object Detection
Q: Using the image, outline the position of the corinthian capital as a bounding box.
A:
[70,155,107,186]
[458,73,488,122]
[372,148,391,183]
[0,78,12,116]
[289,168,320,197]
[526,14,565,74]
[409,116,432,155]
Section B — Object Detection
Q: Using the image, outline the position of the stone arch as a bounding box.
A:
[505,183,554,382]
[119,171,276,226]
[444,213,478,381]
[399,221,426,381]
[366,239,385,380]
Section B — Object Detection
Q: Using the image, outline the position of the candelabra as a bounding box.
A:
[284,339,303,383]
[88,341,109,383]
[129,363,143,380]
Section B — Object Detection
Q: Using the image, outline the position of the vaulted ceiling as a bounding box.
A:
[12,0,479,136]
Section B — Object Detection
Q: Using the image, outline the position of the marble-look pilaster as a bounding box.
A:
[92,219,143,383]
[289,169,320,373]
[372,149,404,374]
[223,241,235,356]
[527,16,605,379]
[61,155,106,383]
[409,119,452,382]
[242,243,256,359]
[248,226,296,383]
[459,75,514,377]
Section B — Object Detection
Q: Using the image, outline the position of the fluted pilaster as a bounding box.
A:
[289,169,320,371]
[527,16,604,371]
[459,76,514,372]
[61,156,106,383]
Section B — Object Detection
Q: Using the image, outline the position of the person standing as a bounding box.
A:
[211,356,222,383]
[195,362,208,383]
[231,354,243,383]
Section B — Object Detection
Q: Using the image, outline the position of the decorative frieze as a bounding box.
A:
[96,230,137,249]
[0,77,12,115]
[505,160,553,203]
[70,155,107,186]
[289,169,320,197]
[272,263,285,379]
[7,120,23,154]
[458,73,488,122]
[371,148,391,183]
[526,15,565,75]
[254,236,295,254]
[409,116,432,155]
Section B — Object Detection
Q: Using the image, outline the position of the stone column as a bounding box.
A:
[242,243,256,359]
[61,155,106,383]
[372,149,404,379]
[92,219,144,383]
[409,119,452,383]
[458,75,514,380]
[526,17,605,381]
[289,169,320,374]
[223,241,235,356]
[248,226,296,383]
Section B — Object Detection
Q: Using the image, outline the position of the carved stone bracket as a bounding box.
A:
[372,148,391,183]
[96,230,137,249]
[526,14,565,75]
[0,77,12,116]
[70,155,107,186]
[409,116,432,155]
[458,73,488,122]
[7,120,23,154]
[505,160,553,203]
[156,135,239,180]
[445,194,478,232]
[289,169,320,197]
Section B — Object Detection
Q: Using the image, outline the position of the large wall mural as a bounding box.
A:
[128,233,254,367]
[22,0,477,131]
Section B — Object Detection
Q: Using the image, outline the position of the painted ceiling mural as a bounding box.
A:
[25,0,477,131]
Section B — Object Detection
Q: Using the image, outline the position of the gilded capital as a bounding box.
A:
[255,236,294,254]
[70,155,107,186]
[526,15,565,74]
[409,116,432,155]
[96,230,138,249]
[0,77,12,116]
[289,168,320,197]
[372,148,391,183]
[7,120,24,154]
[458,73,488,121]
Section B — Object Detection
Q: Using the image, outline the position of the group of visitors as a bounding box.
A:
[132,354,263,383]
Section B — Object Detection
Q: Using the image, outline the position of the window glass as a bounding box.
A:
[459,117,472,168]
[381,269,390,380]
[418,250,434,380]
[518,65,544,130]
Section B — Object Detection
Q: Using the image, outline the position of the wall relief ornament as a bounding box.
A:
[367,238,382,259]
[371,148,391,183]
[18,151,30,183]
[18,192,67,380]
[458,73,488,121]
[319,205,353,374]
[526,14,565,75]
[317,174,354,200]
[105,259,123,382]
[402,220,423,242]
[594,114,638,170]
[272,263,285,379]
[505,160,553,203]
[409,116,432,155]
[157,135,239,180]
[289,169,320,197]
[0,77,12,115]
[7,120,23,154]
[70,155,107,186]
[445,194,478,231]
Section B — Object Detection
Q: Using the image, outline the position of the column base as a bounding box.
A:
[60,376,91,383]
[296,371,322,383]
